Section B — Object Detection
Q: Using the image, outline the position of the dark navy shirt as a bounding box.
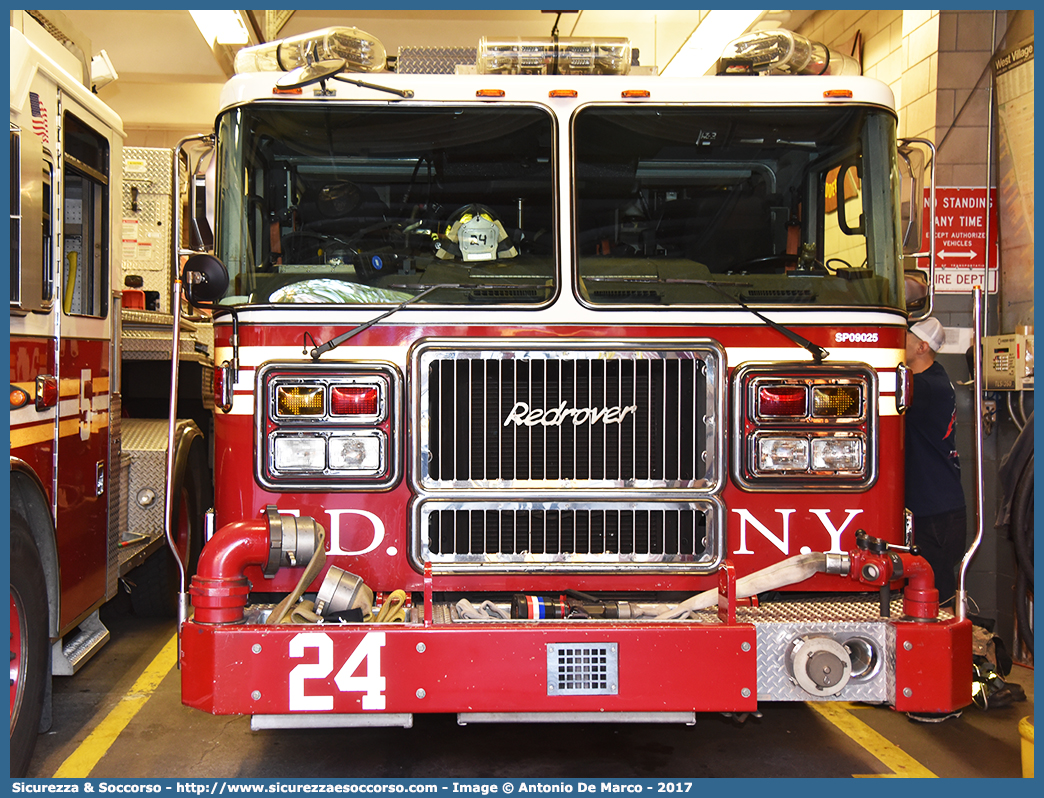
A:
[905,360,965,516]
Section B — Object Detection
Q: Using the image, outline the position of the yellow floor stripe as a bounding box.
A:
[810,702,938,778]
[52,632,178,778]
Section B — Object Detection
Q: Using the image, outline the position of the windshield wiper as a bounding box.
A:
[587,276,829,363]
[332,74,413,98]
[309,284,443,360]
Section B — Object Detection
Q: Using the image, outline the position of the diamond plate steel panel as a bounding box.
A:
[397,47,476,74]
[122,147,173,311]
[753,621,895,703]
[122,419,170,541]
[687,596,936,703]
[120,311,212,364]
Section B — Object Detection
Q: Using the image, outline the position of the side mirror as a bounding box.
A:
[835,157,865,236]
[182,253,229,308]
[897,142,927,256]
[898,138,936,320]
[904,268,929,313]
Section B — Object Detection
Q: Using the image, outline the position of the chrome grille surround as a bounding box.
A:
[411,339,725,494]
[413,498,724,574]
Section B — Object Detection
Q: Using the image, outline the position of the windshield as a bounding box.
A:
[214,104,555,306]
[574,105,904,309]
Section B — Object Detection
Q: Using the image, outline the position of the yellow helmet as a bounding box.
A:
[433,203,518,262]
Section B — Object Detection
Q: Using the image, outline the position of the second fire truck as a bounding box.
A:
[10,12,212,775]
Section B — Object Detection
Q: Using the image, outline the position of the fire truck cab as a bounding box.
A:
[176,28,969,729]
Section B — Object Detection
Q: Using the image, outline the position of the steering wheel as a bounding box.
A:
[730,253,799,274]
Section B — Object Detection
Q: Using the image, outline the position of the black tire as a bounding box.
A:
[10,513,49,777]
[129,439,208,617]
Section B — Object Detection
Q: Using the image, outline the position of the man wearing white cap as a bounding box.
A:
[904,317,966,607]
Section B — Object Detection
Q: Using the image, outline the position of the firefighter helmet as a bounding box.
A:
[434,203,518,262]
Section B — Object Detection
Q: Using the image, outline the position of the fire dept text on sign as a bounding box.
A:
[921,186,998,294]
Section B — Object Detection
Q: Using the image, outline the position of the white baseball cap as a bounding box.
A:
[910,318,945,352]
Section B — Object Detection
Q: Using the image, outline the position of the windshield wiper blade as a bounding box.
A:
[700,281,829,363]
[587,276,829,363]
[309,284,444,360]
[332,74,413,98]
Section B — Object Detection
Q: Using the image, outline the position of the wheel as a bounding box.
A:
[129,439,208,617]
[10,513,49,777]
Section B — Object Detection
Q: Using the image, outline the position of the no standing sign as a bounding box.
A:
[921,186,999,293]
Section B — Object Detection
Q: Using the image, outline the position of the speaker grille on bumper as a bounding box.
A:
[417,345,719,490]
[547,643,618,696]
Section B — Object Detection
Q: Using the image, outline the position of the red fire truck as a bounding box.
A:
[9,16,211,775]
[174,27,968,729]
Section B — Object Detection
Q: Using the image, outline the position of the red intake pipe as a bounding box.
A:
[894,552,939,620]
[849,545,939,620]
[190,506,325,624]
[189,519,269,624]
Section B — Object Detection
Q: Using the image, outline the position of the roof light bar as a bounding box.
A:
[477,37,631,76]
[234,26,387,75]
[717,30,860,76]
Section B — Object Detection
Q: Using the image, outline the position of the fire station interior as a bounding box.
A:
[10,9,1034,781]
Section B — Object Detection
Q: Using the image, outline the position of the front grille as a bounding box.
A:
[414,500,722,574]
[415,342,721,490]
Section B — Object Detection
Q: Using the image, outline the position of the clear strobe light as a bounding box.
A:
[718,30,860,76]
[234,26,387,74]
[477,37,631,75]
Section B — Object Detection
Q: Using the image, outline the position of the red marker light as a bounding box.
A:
[331,386,379,416]
[35,375,58,410]
[757,385,806,417]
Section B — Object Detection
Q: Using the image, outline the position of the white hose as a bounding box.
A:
[653,552,830,620]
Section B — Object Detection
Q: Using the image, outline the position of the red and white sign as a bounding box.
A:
[921,187,998,293]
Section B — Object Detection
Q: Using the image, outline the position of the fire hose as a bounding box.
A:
[653,535,938,621]
[266,527,327,625]
[653,552,844,620]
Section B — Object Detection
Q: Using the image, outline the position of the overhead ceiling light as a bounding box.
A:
[661,9,765,77]
[190,10,249,46]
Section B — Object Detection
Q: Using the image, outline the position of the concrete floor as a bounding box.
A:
[26,591,1034,780]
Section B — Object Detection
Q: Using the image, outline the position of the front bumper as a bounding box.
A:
[180,597,971,721]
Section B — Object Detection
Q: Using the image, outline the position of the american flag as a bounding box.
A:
[29,91,49,141]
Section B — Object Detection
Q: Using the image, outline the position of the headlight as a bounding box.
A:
[273,435,326,470]
[329,432,384,472]
[757,436,809,471]
[256,362,401,491]
[811,437,863,471]
[734,364,877,490]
